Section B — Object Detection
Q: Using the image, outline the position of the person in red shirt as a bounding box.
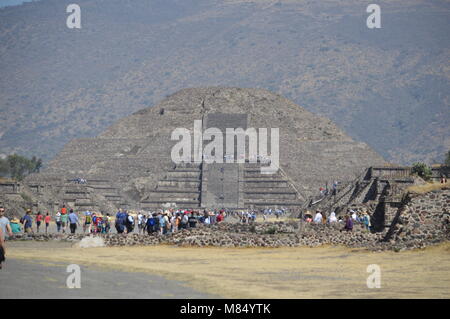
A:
[61,205,67,215]
[44,213,51,234]
[36,212,44,233]
[92,213,99,233]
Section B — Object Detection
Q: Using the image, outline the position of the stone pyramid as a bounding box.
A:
[33,87,386,210]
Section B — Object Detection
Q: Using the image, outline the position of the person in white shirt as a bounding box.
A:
[55,211,62,232]
[170,215,178,232]
[350,210,358,221]
[137,212,145,234]
[313,211,323,224]
[329,212,338,223]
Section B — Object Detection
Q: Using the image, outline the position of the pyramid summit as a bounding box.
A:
[26,87,385,211]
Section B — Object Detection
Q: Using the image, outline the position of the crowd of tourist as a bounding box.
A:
[1,204,291,237]
[0,203,371,270]
[302,209,371,232]
[227,208,288,222]
[0,205,259,270]
[0,203,368,247]
[318,180,340,197]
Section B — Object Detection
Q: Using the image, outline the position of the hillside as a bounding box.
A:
[0,0,449,164]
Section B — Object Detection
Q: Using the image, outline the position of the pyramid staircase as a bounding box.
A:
[85,179,129,209]
[140,160,305,210]
[61,182,99,211]
[242,161,304,209]
[16,176,129,213]
[140,163,202,209]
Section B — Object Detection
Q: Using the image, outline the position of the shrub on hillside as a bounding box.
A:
[0,154,42,181]
[411,162,432,181]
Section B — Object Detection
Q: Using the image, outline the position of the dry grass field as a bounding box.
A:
[7,241,450,298]
[407,181,450,194]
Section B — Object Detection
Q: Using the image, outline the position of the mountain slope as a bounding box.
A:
[39,87,386,200]
[0,0,449,164]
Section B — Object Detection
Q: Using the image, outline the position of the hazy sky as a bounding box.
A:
[0,0,38,8]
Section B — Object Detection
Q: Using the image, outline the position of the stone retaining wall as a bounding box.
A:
[385,188,450,250]
[9,213,448,251]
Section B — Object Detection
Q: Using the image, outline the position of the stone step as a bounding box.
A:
[245,180,289,188]
[244,185,293,191]
[244,199,303,206]
[90,186,117,190]
[173,163,202,169]
[244,184,290,189]
[64,195,90,199]
[66,178,110,183]
[105,195,122,199]
[141,199,200,208]
[245,192,297,200]
[166,171,201,178]
[244,188,296,194]
[164,178,201,182]
[145,194,200,201]
[98,193,121,198]
[94,189,119,194]
[158,181,201,188]
[106,198,122,203]
[156,185,200,191]
[88,184,114,188]
[244,173,284,179]
[63,182,91,187]
[244,178,288,182]
[244,161,271,166]
[2,192,21,196]
[243,166,273,171]
[65,190,90,194]
[74,203,98,207]
[72,198,94,204]
[244,167,279,175]
[151,189,200,194]
[167,168,202,173]
[63,198,88,202]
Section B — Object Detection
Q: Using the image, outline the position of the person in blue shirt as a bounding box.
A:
[68,209,79,234]
[158,212,166,235]
[146,213,156,234]
[115,209,126,234]
[21,209,33,234]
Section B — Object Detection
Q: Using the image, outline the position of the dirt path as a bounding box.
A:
[0,257,218,299]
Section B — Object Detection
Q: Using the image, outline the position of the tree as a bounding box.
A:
[29,156,42,173]
[0,158,9,176]
[445,150,450,166]
[7,154,30,181]
[411,162,432,181]
[0,154,44,180]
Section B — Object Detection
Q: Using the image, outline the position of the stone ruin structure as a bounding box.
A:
[1,87,386,216]
[303,165,450,236]
[10,183,449,251]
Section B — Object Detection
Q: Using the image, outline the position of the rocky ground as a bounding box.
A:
[9,216,449,252]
